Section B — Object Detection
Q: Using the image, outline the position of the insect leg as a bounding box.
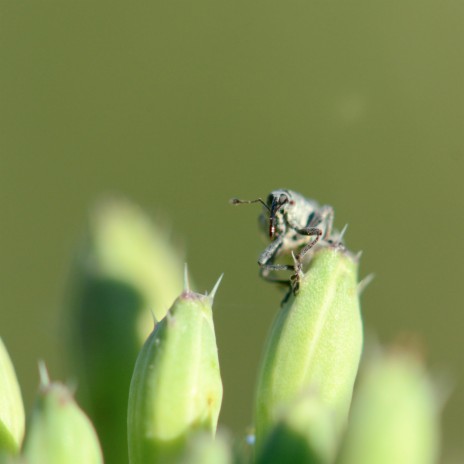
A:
[258,238,293,284]
[295,227,323,261]
[290,205,334,293]
[257,237,283,267]
[289,227,323,294]
[259,267,293,286]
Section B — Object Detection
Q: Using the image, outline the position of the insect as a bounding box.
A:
[230,189,335,294]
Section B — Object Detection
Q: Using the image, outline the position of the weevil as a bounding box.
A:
[230,189,335,294]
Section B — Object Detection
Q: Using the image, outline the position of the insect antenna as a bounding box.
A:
[229,197,271,212]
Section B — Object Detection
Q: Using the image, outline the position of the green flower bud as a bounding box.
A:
[76,197,184,338]
[0,338,25,456]
[336,347,441,464]
[255,246,363,450]
[68,198,184,464]
[127,277,223,464]
[256,390,338,464]
[22,366,103,464]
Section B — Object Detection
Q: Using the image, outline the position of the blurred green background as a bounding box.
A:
[0,0,463,461]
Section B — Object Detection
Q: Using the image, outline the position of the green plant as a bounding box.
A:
[0,199,442,463]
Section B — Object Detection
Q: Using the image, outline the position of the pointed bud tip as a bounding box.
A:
[178,273,224,304]
[179,290,204,301]
[339,223,349,241]
[183,262,190,292]
[150,309,158,328]
[209,273,224,301]
[38,361,50,389]
[358,273,375,295]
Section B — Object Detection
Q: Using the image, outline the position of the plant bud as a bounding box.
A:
[68,198,184,464]
[336,347,441,464]
[255,246,363,450]
[127,278,223,464]
[0,338,25,456]
[22,366,103,464]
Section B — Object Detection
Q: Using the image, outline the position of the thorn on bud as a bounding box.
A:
[209,274,224,301]
[38,360,50,388]
[183,263,190,292]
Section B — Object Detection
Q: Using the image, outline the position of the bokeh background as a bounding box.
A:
[1,0,463,461]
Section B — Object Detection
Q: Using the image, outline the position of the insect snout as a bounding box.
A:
[268,194,290,239]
